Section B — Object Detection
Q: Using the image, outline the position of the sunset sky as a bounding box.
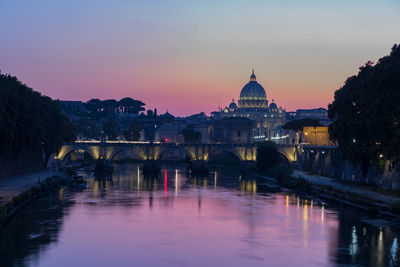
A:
[1,0,399,116]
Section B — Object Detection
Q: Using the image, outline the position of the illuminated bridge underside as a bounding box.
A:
[56,142,298,163]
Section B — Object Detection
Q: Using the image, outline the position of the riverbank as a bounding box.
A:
[292,170,400,207]
[0,169,56,206]
[257,167,400,222]
[0,173,67,226]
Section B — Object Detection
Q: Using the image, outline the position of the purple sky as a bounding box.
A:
[1,0,399,115]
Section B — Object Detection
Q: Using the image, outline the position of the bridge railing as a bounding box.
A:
[71,140,258,146]
[69,140,304,147]
[74,140,161,144]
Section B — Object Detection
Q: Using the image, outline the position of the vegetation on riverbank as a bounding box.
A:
[255,141,313,193]
[0,73,74,164]
[294,174,400,220]
[0,176,67,226]
[295,169,400,218]
[260,166,312,193]
[257,150,400,219]
[328,44,400,175]
[256,141,282,173]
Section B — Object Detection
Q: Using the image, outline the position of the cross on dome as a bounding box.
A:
[250,69,257,81]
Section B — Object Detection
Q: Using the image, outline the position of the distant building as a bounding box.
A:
[296,108,328,120]
[302,126,334,146]
[213,70,286,140]
[286,111,296,121]
[158,111,175,123]
[185,112,209,124]
[210,117,256,144]
[155,119,186,143]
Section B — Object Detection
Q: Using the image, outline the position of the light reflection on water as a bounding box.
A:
[0,163,399,267]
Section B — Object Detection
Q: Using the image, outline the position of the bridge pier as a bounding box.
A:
[190,160,209,174]
[142,160,161,174]
[94,158,114,176]
[240,160,256,172]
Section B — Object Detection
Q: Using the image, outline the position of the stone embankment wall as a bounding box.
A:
[0,175,66,225]
[0,150,45,177]
[298,146,400,190]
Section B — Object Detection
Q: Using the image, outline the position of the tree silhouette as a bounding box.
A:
[103,120,118,140]
[124,120,142,141]
[328,44,400,174]
[180,125,201,143]
[0,73,74,162]
[118,97,145,114]
[256,141,281,173]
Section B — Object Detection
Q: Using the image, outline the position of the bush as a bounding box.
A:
[263,166,293,184]
[281,175,312,193]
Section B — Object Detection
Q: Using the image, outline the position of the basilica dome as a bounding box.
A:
[269,100,278,112]
[229,99,237,110]
[238,70,268,109]
[240,71,266,100]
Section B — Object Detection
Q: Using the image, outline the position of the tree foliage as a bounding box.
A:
[146,109,154,116]
[328,44,400,173]
[180,125,201,143]
[256,141,282,173]
[103,120,118,140]
[0,73,74,162]
[119,97,145,114]
[84,97,145,119]
[74,119,101,140]
[124,120,142,141]
[282,118,320,131]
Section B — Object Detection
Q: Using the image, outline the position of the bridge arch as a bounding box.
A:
[58,146,97,161]
[108,147,146,162]
[158,146,194,161]
[278,152,291,166]
[56,143,300,166]
[207,148,243,162]
[276,146,298,165]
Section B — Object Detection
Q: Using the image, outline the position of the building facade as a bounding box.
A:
[296,108,328,120]
[213,70,287,140]
[302,126,335,146]
[210,117,256,144]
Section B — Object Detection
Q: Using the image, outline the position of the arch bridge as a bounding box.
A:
[55,141,299,167]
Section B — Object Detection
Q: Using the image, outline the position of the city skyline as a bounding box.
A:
[1,0,399,116]
[1,2,400,266]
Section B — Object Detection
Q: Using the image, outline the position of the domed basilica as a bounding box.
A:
[214,70,286,139]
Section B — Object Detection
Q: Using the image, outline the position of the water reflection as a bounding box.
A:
[0,191,74,267]
[334,212,400,266]
[0,163,399,267]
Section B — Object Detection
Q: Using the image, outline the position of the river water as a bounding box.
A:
[0,163,399,267]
